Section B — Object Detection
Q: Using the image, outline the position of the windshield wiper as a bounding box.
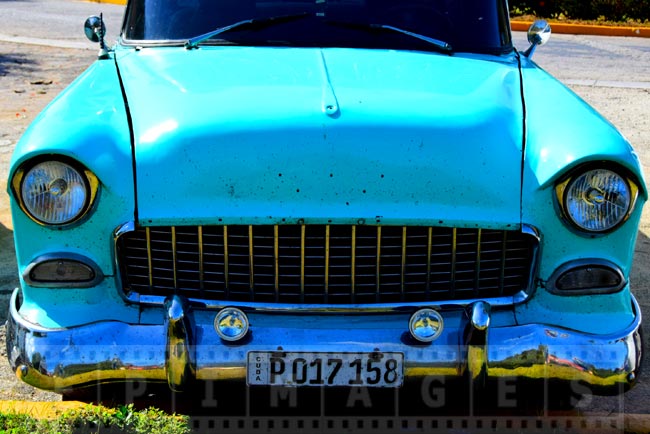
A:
[185,13,311,49]
[324,20,452,54]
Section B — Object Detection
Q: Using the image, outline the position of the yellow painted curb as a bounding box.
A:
[511,20,650,38]
[0,400,88,420]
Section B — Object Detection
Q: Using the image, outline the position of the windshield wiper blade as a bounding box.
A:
[325,20,452,54]
[186,13,311,49]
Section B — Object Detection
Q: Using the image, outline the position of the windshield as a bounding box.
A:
[122,0,512,54]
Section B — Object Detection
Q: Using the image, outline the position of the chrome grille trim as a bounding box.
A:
[198,226,204,291]
[351,225,356,302]
[145,227,153,288]
[223,226,229,292]
[171,226,178,289]
[300,224,305,303]
[324,225,330,302]
[115,224,539,307]
[273,225,279,299]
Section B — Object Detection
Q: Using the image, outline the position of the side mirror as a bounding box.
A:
[523,20,551,58]
[84,15,109,59]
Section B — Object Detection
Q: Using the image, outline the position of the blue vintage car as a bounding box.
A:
[5,0,645,407]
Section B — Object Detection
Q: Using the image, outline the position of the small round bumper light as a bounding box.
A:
[214,307,249,342]
[409,308,444,343]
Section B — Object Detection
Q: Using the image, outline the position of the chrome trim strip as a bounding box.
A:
[171,226,178,289]
[124,290,529,312]
[522,224,541,296]
[450,227,457,297]
[474,229,482,294]
[274,225,279,302]
[401,226,406,301]
[325,224,330,302]
[248,225,254,297]
[351,225,356,302]
[300,224,306,303]
[198,226,204,292]
[521,223,541,243]
[376,226,381,301]
[113,222,135,302]
[146,227,153,288]
[426,227,432,297]
[223,226,229,294]
[114,221,135,240]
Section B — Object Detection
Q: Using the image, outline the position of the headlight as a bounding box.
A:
[13,160,98,225]
[556,168,638,233]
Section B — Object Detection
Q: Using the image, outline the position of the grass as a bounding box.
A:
[0,404,190,434]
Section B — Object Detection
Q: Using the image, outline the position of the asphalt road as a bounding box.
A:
[0,0,124,47]
[0,0,649,424]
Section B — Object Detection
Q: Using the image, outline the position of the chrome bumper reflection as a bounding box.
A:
[5,289,642,395]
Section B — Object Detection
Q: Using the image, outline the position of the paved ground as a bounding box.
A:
[0,16,649,426]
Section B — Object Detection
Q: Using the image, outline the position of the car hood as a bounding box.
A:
[115,47,523,228]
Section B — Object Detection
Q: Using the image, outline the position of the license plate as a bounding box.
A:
[247,351,404,387]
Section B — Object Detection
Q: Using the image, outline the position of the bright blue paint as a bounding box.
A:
[8,56,138,327]
[520,58,646,191]
[516,57,646,334]
[6,43,646,335]
[115,46,524,228]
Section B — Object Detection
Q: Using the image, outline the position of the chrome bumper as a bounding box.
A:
[5,289,642,395]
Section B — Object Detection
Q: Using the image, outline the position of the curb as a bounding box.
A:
[511,20,650,38]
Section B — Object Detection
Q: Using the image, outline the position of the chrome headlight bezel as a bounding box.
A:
[555,165,640,235]
[11,158,99,227]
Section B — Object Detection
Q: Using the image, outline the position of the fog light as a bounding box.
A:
[23,254,102,288]
[409,308,444,343]
[214,307,249,341]
[548,259,625,295]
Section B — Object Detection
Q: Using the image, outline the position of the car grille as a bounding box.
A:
[116,225,537,305]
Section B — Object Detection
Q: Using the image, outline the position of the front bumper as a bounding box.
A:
[5,289,642,395]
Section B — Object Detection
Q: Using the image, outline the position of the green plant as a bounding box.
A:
[0,412,49,434]
[56,404,190,434]
[0,405,190,434]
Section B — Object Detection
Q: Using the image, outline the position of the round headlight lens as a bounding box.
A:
[564,169,631,232]
[20,161,90,225]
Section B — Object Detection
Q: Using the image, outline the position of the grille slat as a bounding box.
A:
[117,225,536,305]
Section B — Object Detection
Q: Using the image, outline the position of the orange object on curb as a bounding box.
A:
[511,20,650,38]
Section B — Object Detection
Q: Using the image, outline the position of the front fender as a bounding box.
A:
[518,57,646,334]
[7,55,137,328]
